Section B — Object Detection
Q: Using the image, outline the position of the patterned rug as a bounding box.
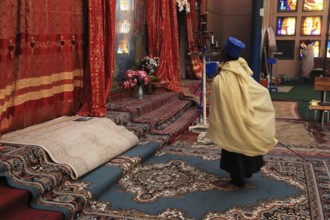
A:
[1,118,329,219]
[1,137,329,219]
[272,101,301,119]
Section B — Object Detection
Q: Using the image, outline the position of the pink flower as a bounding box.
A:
[123,81,131,90]
[126,70,135,79]
[136,70,147,79]
[131,78,138,87]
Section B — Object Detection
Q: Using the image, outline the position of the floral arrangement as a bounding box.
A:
[122,70,150,90]
[122,56,160,90]
[136,56,160,81]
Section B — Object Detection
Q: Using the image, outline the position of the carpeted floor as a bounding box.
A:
[0,92,200,219]
[1,127,329,219]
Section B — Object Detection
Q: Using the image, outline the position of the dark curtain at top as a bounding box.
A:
[0,0,85,135]
[78,0,116,117]
[146,0,183,93]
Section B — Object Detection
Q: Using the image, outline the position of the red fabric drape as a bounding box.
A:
[78,0,116,117]
[0,0,85,135]
[146,0,183,93]
[185,0,203,79]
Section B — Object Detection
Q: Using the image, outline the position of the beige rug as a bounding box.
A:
[272,101,301,119]
[276,86,293,93]
[0,116,139,179]
[275,120,313,146]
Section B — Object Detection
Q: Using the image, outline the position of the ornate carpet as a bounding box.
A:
[1,120,329,219]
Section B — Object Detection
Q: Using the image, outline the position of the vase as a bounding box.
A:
[137,84,144,99]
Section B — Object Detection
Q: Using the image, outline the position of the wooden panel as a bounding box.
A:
[315,77,330,91]
[309,105,330,111]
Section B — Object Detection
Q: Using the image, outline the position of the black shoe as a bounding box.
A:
[246,173,252,178]
[230,177,245,188]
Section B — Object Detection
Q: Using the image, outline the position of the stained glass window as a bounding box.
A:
[120,0,130,11]
[114,0,147,86]
[120,20,131,33]
[278,0,297,12]
[303,0,324,11]
[301,16,322,36]
[117,39,129,54]
[299,40,320,58]
[276,17,296,36]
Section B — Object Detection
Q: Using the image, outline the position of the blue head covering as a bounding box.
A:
[223,36,246,58]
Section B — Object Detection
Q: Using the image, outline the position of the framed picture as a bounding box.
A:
[303,0,324,11]
[299,40,320,59]
[278,0,298,12]
[301,16,322,36]
[276,17,296,36]
[275,40,295,59]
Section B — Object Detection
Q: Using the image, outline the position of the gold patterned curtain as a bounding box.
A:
[0,0,85,135]
[78,0,116,117]
[146,0,183,93]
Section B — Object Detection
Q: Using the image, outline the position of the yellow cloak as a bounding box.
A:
[206,58,278,156]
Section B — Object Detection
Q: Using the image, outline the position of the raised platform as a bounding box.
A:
[0,90,199,219]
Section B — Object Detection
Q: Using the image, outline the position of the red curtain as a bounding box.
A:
[146,0,183,93]
[185,0,203,79]
[78,0,116,117]
[0,1,85,135]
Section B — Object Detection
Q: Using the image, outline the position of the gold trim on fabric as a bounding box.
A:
[0,70,83,114]
[0,69,83,100]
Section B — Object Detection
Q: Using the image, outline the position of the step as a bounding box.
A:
[150,107,199,143]
[107,92,179,118]
[0,177,64,220]
[132,98,193,128]
[106,92,199,143]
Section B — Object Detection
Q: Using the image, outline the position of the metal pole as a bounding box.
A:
[202,56,207,126]
[319,1,330,124]
[321,0,330,102]
[250,0,264,82]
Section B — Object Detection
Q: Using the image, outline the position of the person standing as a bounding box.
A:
[206,36,278,188]
[301,40,314,82]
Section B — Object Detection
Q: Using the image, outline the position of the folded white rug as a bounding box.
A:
[1,116,139,179]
